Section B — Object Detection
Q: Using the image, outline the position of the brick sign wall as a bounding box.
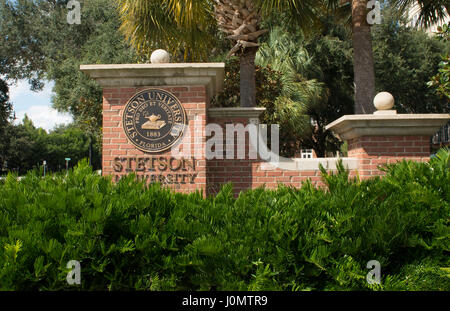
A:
[102,85,207,194]
[101,85,438,197]
[81,63,449,197]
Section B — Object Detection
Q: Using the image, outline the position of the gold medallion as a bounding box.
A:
[122,89,188,153]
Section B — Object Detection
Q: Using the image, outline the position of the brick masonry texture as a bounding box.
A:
[102,86,432,197]
[205,117,328,195]
[347,136,430,178]
[102,86,207,194]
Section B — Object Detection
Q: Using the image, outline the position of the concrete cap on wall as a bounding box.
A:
[326,91,450,140]
[207,107,266,119]
[79,63,225,104]
[326,114,450,141]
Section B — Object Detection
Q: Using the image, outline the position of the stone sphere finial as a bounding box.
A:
[150,49,170,64]
[374,92,394,111]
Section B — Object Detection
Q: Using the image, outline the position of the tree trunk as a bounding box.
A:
[352,0,376,114]
[239,47,257,107]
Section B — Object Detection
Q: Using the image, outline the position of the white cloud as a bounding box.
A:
[8,80,30,101]
[4,79,71,132]
[8,80,54,104]
[15,106,73,132]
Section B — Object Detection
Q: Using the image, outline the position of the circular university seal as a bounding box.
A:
[122,88,188,153]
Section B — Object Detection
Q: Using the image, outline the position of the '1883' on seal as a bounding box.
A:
[122,88,188,153]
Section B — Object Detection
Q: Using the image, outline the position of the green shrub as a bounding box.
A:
[0,150,449,291]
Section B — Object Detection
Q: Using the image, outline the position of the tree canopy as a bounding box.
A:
[0,79,13,169]
[372,6,450,113]
[0,0,137,134]
[0,0,447,164]
[1,117,100,174]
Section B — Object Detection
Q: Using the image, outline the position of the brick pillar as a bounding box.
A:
[347,135,431,178]
[80,63,225,195]
[326,112,450,179]
[206,115,257,196]
[206,108,265,195]
[101,86,207,194]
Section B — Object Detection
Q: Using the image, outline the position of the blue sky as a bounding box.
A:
[4,0,73,132]
[8,79,73,132]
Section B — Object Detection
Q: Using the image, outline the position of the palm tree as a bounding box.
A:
[340,0,449,114]
[256,27,334,156]
[331,0,376,114]
[117,0,322,108]
[351,0,376,114]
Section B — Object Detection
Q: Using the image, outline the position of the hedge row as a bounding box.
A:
[0,149,449,290]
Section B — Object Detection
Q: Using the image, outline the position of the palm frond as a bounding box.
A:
[391,0,450,28]
[256,27,327,103]
[255,26,328,141]
[116,0,215,61]
[259,0,321,30]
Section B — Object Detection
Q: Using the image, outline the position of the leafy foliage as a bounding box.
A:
[0,0,47,90]
[1,117,100,174]
[116,0,219,61]
[0,78,12,169]
[0,79,11,124]
[46,0,138,136]
[116,0,332,61]
[428,24,450,101]
[212,21,354,157]
[372,7,450,113]
[0,0,138,136]
[428,55,450,101]
[390,0,450,29]
[0,149,448,290]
